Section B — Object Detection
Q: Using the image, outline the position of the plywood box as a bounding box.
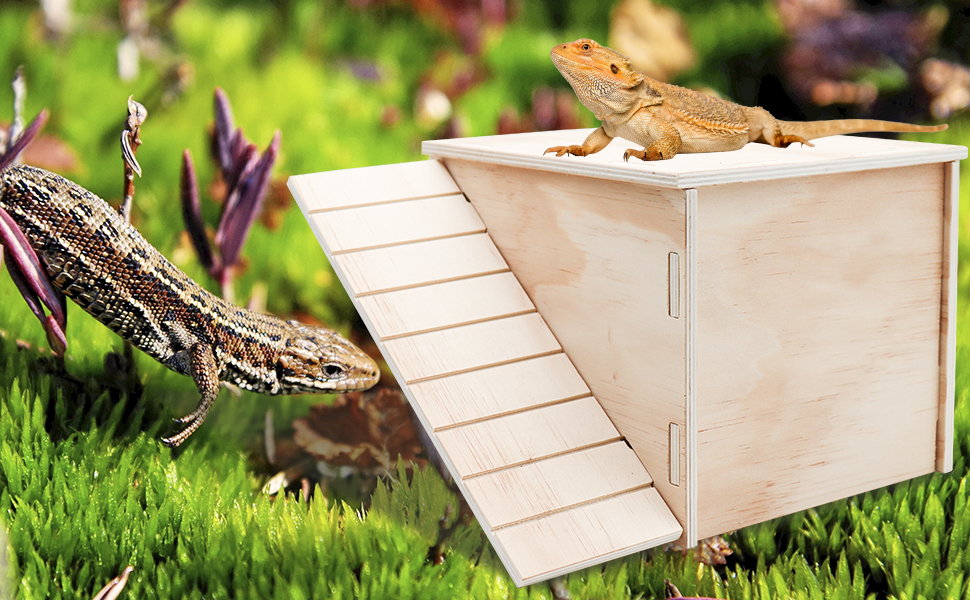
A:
[288,130,966,586]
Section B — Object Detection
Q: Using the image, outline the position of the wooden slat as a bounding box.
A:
[288,160,460,212]
[409,353,590,430]
[464,441,653,530]
[358,272,535,339]
[310,194,485,253]
[937,160,958,472]
[382,313,561,382]
[493,487,682,586]
[333,233,508,295]
[436,397,620,478]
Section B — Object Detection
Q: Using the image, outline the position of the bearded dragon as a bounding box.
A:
[544,39,947,162]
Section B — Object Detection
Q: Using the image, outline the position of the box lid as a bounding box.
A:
[423,129,967,189]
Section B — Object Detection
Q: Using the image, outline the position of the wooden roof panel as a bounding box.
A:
[382,313,561,382]
[358,272,535,340]
[333,233,508,295]
[289,160,682,587]
[436,397,621,478]
[464,441,654,530]
[291,159,461,211]
[309,193,484,253]
[494,487,682,585]
[409,353,590,430]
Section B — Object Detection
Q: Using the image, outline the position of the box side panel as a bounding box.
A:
[441,159,691,534]
[694,164,945,538]
[937,161,959,472]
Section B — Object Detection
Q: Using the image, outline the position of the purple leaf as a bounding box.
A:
[43,315,67,356]
[180,150,214,270]
[214,130,280,269]
[0,206,66,327]
[223,141,257,200]
[6,255,48,323]
[213,88,237,178]
[0,109,49,172]
[4,236,68,355]
[220,143,258,223]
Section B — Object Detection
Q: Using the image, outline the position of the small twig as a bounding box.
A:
[120,96,147,223]
[8,67,26,156]
[264,409,276,465]
[91,566,134,600]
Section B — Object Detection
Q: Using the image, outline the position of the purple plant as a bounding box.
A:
[180,88,280,301]
[0,109,68,354]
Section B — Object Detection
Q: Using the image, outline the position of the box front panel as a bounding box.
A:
[695,164,945,538]
[442,159,691,535]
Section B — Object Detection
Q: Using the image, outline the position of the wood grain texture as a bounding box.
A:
[288,159,460,212]
[441,158,690,530]
[409,353,591,430]
[424,131,966,189]
[694,164,945,538]
[937,160,959,472]
[436,397,621,478]
[358,272,535,339]
[382,313,562,382]
[494,487,682,585]
[464,441,653,530]
[333,233,508,295]
[293,158,684,587]
[309,194,484,253]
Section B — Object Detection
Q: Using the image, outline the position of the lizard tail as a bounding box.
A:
[779,119,947,141]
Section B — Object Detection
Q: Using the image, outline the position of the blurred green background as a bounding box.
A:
[1,0,970,597]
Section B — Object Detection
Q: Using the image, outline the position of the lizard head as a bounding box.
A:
[550,39,645,118]
[276,321,380,394]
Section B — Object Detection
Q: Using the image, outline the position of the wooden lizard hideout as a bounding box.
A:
[288,130,966,586]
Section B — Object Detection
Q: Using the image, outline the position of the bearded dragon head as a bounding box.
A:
[550,39,645,119]
[276,321,380,394]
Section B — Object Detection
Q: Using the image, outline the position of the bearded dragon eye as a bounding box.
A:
[610,64,618,74]
[582,43,591,51]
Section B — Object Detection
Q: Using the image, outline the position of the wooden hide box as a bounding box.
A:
[288,130,965,587]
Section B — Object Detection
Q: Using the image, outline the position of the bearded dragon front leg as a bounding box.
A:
[544,126,613,157]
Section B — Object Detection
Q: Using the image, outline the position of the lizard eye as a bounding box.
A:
[582,43,591,51]
[323,364,344,377]
[610,64,619,74]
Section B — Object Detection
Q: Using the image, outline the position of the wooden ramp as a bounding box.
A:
[289,160,682,586]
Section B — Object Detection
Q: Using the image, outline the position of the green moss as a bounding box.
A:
[2,0,970,597]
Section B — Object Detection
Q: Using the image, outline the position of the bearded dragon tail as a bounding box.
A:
[779,119,947,141]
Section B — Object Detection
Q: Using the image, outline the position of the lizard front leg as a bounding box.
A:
[624,120,682,161]
[544,126,613,157]
[161,342,220,447]
[160,321,222,447]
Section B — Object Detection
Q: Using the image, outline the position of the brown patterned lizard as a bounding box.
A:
[0,164,380,446]
[544,39,947,162]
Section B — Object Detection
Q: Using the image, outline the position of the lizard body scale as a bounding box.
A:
[0,164,379,446]
[545,39,947,162]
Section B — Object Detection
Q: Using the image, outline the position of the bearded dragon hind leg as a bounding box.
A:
[623,148,646,162]
[775,134,814,148]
